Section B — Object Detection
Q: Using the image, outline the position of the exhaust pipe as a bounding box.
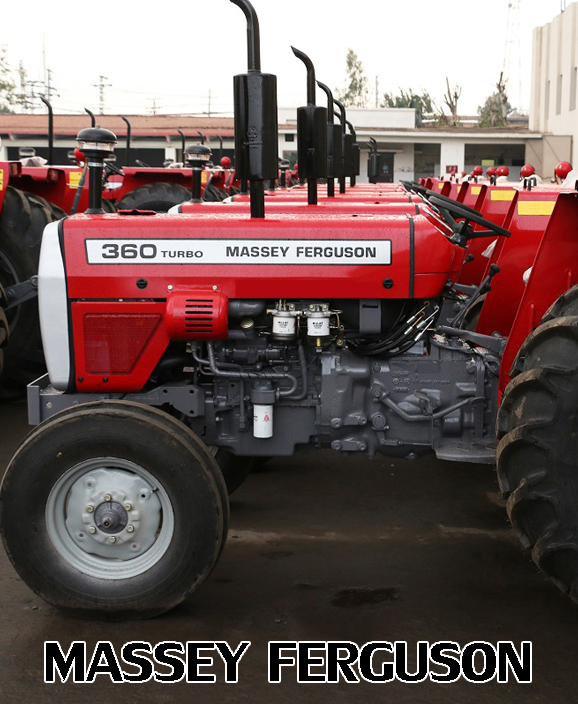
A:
[291,47,327,205]
[177,128,186,165]
[345,119,360,187]
[84,108,96,127]
[121,116,132,167]
[317,81,343,197]
[40,97,54,165]
[231,0,278,218]
[333,99,351,193]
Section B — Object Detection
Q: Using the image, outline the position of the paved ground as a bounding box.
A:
[0,398,575,702]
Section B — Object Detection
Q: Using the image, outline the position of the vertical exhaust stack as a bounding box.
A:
[40,97,54,165]
[85,108,96,127]
[316,81,343,198]
[122,116,132,167]
[177,129,186,165]
[291,48,327,205]
[367,137,379,184]
[231,0,278,219]
[333,99,352,193]
[346,120,361,187]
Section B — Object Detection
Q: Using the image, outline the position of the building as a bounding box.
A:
[0,102,562,182]
[0,114,236,167]
[530,3,577,167]
[279,108,548,182]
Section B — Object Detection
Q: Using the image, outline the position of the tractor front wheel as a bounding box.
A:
[117,182,191,213]
[498,283,578,602]
[0,401,229,620]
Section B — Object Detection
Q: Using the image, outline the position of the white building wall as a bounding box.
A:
[439,140,465,175]
[530,3,577,162]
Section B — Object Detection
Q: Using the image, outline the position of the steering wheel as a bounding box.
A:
[427,194,510,238]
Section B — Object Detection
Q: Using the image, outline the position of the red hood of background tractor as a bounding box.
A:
[62,212,462,301]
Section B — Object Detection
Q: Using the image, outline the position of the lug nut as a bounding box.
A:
[127,525,134,533]
[124,503,132,511]
[108,536,116,544]
[89,526,97,534]
[103,494,112,502]
[86,505,94,513]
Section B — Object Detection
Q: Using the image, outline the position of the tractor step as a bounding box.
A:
[435,439,498,465]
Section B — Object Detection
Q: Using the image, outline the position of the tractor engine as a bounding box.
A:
[36,210,501,463]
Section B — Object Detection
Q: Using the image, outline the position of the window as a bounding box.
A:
[571,67,577,111]
[285,133,295,142]
[557,74,563,115]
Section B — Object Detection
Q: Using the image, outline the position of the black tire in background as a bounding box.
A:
[101,198,117,213]
[0,187,56,391]
[497,283,578,603]
[0,283,8,379]
[117,182,191,213]
[0,401,229,620]
[212,449,254,495]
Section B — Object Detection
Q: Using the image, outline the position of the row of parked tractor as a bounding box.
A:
[2,0,578,621]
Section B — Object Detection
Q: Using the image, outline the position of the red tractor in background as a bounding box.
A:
[4,0,578,622]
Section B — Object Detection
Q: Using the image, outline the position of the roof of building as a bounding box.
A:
[0,114,235,138]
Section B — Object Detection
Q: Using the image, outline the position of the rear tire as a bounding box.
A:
[117,182,191,213]
[498,283,578,602]
[0,401,229,620]
[0,187,55,390]
[0,283,8,379]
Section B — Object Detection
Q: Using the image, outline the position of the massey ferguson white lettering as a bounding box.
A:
[85,239,392,266]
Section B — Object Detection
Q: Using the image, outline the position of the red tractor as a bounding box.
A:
[1,0,577,621]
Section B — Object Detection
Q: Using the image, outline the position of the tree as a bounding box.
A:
[478,72,511,127]
[337,49,369,108]
[381,88,434,127]
[0,47,16,114]
[442,78,462,126]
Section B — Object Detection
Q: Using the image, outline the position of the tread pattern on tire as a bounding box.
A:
[117,182,191,213]
[0,401,229,619]
[498,282,578,600]
[0,187,58,389]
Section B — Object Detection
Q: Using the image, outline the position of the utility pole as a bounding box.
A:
[503,0,522,110]
[208,90,212,117]
[93,75,111,114]
[149,98,159,115]
[375,75,379,108]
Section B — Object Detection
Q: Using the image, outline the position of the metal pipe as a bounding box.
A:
[177,129,186,164]
[216,135,223,161]
[203,344,298,397]
[291,47,316,105]
[250,180,265,218]
[121,116,131,166]
[198,130,206,145]
[40,97,54,165]
[316,81,334,123]
[84,108,96,127]
[230,0,261,71]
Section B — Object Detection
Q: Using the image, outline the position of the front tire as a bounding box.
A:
[498,283,578,601]
[0,401,228,619]
[117,182,191,213]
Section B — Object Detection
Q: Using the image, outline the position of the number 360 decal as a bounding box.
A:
[101,243,158,259]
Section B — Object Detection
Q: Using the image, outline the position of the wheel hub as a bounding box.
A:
[94,501,128,534]
[62,466,163,561]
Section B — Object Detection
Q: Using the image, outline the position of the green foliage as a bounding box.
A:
[381,88,434,127]
[478,73,511,127]
[337,49,369,108]
[0,47,16,114]
[478,92,511,127]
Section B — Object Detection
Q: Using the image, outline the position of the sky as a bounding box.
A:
[0,0,569,117]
